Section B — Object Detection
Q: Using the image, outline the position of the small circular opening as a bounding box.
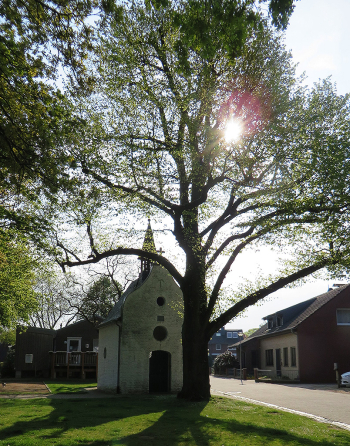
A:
[157,296,165,306]
[153,326,167,341]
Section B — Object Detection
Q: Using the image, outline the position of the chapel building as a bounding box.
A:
[97,221,184,393]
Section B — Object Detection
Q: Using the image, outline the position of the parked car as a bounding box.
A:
[341,371,350,387]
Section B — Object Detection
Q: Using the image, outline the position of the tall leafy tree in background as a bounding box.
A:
[52,1,350,401]
[0,230,37,330]
[0,0,118,327]
[77,276,122,323]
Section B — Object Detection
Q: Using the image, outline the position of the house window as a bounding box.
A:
[216,332,221,336]
[232,332,238,338]
[336,309,350,325]
[283,347,288,366]
[216,344,221,350]
[265,349,273,366]
[157,315,164,321]
[267,319,273,329]
[276,316,283,327]
[227,332,232,338]
[25,354,33,364]
[291,347,296,366]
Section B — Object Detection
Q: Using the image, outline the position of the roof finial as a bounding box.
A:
[140,219,156,274]
[142,219,156,253]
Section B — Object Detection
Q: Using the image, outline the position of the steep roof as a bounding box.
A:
[142,219,156,254]
[100,220,157,328]
[241,284,349,343]
[98,269,151,327]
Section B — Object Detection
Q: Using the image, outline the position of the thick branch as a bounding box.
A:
[61,247,184,287]
[207,258,333,338]
[206,226,255,268]
[80,164,174,216]
[206,233,262,319]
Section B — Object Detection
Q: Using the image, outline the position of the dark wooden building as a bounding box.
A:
[240,284,350,383]
[15,320,99,379]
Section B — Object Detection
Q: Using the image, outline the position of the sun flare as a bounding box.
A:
[224,118,243,143]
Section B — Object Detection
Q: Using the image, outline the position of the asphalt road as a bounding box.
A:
[210,376,350,429]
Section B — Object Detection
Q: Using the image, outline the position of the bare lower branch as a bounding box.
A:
[87,221,99,257]
[206,226,255,268]
[206,233,262,319]
[61,247,184,287]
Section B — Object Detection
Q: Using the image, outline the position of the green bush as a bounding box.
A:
[213,351,239,373]
[0,347,15,378]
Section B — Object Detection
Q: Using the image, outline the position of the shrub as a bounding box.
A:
[0,347,15,378]
[213,351,239,373]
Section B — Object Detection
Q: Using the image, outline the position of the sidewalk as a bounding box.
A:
[210,376,350,429]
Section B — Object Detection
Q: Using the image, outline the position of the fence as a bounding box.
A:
[254,368,299,382]
[210,367,248,380]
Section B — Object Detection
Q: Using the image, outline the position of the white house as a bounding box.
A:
[97,222,184,393]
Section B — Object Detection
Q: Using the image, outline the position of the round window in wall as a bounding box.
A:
[153,326,168,341]
[157,296,165,306]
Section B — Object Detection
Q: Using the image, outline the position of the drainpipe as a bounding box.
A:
[116,320,122,393]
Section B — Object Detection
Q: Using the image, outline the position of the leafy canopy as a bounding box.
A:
[56,1,350,337]
[0,230,37,329]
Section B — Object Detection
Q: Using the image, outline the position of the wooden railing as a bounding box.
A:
[49,351,98,379]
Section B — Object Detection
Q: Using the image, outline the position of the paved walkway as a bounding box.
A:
[210,376,350,430]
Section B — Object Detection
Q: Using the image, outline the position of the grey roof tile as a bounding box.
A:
[98,270,151,327]
[241,284,349,343]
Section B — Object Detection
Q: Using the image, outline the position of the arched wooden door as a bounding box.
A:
[149,350,171,393]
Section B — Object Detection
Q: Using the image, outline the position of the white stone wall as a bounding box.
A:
[119,265,183,393]
[97,323,120,391]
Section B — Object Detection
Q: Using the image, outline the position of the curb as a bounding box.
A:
[212,390,350,432]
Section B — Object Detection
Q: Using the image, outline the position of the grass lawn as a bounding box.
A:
[0,395,350,445]
[45,380,97,394]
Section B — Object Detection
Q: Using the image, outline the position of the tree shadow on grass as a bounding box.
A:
[0,396,349,445]
[110,407,349,446]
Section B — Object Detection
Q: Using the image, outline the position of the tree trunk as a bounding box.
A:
[178,274,210,401]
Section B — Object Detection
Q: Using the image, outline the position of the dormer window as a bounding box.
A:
[276,316,283,327]
[267,319,273,329]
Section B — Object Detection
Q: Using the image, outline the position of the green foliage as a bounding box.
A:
[214,350,239,371]
[78,276,121,322]
[0,230,37,329]
[0,346,15,378]
[0,0,98,243]
[0,328,16,345]
[244,327,259,337]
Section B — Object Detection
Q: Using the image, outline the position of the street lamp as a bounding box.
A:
[238,331,244,384]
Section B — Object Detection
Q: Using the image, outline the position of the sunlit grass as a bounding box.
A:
[44,379,97,394]
[0,395,349,445]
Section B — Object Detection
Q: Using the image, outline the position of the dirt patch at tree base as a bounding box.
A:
[0,381,49,395]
